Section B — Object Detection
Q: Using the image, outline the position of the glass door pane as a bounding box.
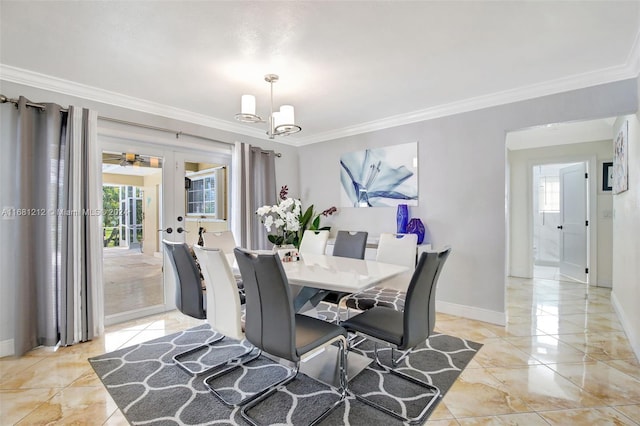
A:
[102,151,165,320]
[181,156,231,247]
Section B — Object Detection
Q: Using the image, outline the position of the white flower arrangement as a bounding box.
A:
[256,185,337,248]
[256,196,302,246]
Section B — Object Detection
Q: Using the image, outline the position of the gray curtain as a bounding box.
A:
[13,96,99,356]
[233,142,277,250]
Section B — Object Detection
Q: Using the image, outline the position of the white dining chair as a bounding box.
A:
[193,245,259,406]
[376,232,418,269]
[193,245,245,340]
[342,233,417,314]
[298,230,330,256]
[202,230,237,254]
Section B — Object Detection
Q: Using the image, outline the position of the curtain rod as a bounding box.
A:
[0,93,69,112]
[0,94,282,157]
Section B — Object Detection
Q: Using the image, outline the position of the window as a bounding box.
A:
[538,176,559,212]
[187,174,216,216]
[186,166,225,218]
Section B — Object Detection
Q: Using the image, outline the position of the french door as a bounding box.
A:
[100,136,231,326]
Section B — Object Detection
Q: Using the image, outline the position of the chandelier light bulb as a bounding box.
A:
[279,105,295,126]
[241,95,256,115]
[272,111,283,129]
[234,74,301,138]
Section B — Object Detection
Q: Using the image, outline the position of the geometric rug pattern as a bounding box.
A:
[343,286,406,311]
[90,308,481,425]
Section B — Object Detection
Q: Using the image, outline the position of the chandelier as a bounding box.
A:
[234,74,301,139]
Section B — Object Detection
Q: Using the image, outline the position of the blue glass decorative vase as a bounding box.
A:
[396,204,409,233]
[406,218,426,244]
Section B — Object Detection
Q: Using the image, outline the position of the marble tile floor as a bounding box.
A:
[533,265,585,284]
[1,276,639,425]
[102,247,163,315]
[103,248,164,316]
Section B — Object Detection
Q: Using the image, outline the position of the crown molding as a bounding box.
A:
[3,44,639,148]
[0,64,287,144]
[295,52,640,145]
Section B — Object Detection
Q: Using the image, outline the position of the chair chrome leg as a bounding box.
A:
[336,295,353,324]
[203,346,264,407]
[172,334,226,376]
[348,334,367,348]
[308,336,348,426]
[241,337,350,426]
[240,363,300,426]
[353,342,441,424]
[389,346,412,367]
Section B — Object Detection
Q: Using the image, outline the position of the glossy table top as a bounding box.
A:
[280,253,408,292]
[227,252,409,293]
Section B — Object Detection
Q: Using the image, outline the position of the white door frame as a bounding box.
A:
[98,123,233,325]
[525,154,598,285]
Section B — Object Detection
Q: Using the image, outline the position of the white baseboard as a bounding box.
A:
[436,300,506,326]
[597,279,613,288]
[611,292,640,361]
[0,339,14,357]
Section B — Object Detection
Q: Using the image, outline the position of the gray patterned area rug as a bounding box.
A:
[90,312,481,425]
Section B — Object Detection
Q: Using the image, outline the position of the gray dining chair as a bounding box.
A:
[234,248,349,425]
[163,240,226,375]
[322,231,369,309]
[333,230,368,259]
[340,247,451,424]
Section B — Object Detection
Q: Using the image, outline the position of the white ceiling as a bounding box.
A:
[1,1,639,145]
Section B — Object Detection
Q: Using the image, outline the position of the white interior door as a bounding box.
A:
[558,162,588,283]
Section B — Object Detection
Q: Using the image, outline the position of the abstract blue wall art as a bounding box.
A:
[340,142,418,207]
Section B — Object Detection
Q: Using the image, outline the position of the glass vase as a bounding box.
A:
[406,218,426,244]
[396,204,409,233]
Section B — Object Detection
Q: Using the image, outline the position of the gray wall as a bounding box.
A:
[0,80,299,351]
[611,73,640,359]
[298,79,637,324]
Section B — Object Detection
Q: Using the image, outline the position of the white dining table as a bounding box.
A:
[280,252,409,293]
[227,251,408,294]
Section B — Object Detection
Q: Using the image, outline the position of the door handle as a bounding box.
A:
[158,227,173,234]
[557,225,563,230]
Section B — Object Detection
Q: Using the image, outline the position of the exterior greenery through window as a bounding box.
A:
[102,185,143,248]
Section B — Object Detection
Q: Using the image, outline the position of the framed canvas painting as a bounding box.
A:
[339,142,418,207]
[613,120,628,194]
